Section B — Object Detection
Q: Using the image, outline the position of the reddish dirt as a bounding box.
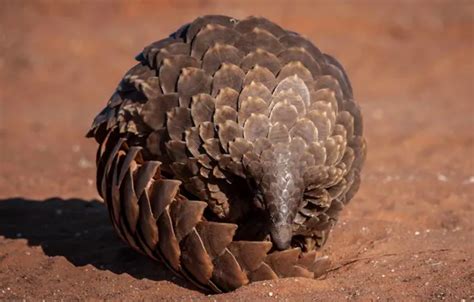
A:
[1,1,473,301]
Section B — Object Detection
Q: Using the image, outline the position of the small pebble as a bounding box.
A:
[268,292,273,297]
[463,176,474,184]
[78,157,93,168]
[437,174,448,182]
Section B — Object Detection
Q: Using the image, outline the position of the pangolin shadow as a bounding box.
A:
[0,197,198,291]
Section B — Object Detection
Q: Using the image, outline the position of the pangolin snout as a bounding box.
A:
[270,223,292,250]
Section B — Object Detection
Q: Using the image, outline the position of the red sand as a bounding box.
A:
[1,1,473,300]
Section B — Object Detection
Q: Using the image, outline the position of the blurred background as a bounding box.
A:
[0,1,473,300]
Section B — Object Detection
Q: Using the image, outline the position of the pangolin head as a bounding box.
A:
[260,144,305,250]
[241,75,317,250]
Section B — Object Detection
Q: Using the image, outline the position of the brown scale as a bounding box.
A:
[87,15,366,293]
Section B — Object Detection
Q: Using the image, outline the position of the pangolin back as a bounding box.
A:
[87,15,366,292]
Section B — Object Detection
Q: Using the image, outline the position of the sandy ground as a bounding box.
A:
[0,1,473,300]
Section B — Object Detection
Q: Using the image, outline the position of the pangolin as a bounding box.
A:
[87,15,366,292]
